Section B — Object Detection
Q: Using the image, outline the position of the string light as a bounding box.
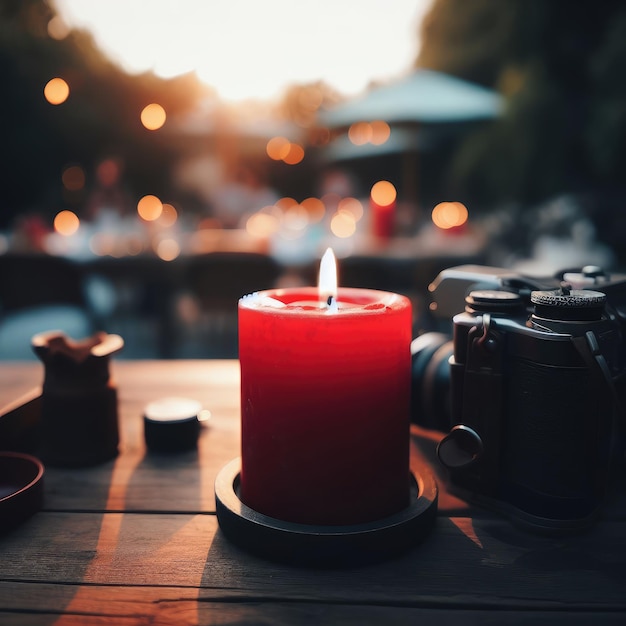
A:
[44,78,69,105]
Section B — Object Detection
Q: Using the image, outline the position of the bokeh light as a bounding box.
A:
[347,121,390,146]
[54,210,80,236]
[370,181,396,207]
[275,197,298,212]
[246,211,280,238]
[62,165,86,191]
[283,143,305,165]
[89,232,116,256]
[300,197,326,223]
[47,16,70,40]
[44,78,70,105]
[140,103,167,130]
[96,158,121,187]
[282,204,309,232]
[159,203,178,227]
[337,197,364,221]
[330,212,357,238]
[266,136,291,160]
[137,194,163,221]
[348,122,373,146]
[267,139,304,164]
[370,120,391,145]
[155,238,181,261]
[432,201,469,229]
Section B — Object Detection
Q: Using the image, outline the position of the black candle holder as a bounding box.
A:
[215,457,438,567]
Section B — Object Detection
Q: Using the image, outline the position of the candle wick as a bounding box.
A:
[325,294,339,313]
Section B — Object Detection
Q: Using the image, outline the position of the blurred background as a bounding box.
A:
[1,0,626,359]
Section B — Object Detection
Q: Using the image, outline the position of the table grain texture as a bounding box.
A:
[0,360,624,626]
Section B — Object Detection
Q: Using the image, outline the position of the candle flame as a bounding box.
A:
[318,248,338,310]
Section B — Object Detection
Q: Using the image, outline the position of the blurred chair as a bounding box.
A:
[86,256,175,358]
[178,252,282,358]
[0,254,96,359]
[338,255,416,294]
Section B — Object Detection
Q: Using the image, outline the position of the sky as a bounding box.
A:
[54,0,433,102]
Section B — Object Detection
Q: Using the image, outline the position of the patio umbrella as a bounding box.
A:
[319,69,503,128]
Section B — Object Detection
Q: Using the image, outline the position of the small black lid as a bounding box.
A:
[143,397,203,453]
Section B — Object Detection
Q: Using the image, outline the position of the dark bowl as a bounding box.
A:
[0,452,44,534]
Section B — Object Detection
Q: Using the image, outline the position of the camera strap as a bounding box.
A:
[571,331,621,410]
[571,331,624,469]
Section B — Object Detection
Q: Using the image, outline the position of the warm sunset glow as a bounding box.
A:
[137,195,163,221]
[62,165,85,191]
[44,78,70,105]
[283,143,305,165]
[266,136,291,161]
[330,211,357,238]
[371,181,397,207]
[159,203,178,227]
[55,0,431,102]
[140,103,167,130]
[300,197,326,223]
[370,120,391,145]
[432,201,469,229]
[54,210,80,236]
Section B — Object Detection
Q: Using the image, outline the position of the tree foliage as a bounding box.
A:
[0,0,208,227]
[415,0,626,211]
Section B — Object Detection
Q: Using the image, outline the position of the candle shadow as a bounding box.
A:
[199,516,508,605]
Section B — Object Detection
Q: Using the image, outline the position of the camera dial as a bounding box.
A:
[465,290,525,316]
[531,287,606,323]
[530,286,606,335]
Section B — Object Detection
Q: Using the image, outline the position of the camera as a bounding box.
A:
[411,265,626,531]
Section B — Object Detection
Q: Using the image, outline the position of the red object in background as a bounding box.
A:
[370,181,397,240]
[238,287,412,526]
[370,198,396,240]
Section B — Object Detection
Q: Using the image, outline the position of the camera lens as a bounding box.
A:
[410,332,453,430]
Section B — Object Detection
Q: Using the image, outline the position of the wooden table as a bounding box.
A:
[0,361,624,625]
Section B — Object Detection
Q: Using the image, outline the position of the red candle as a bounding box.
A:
[238,251,412,525]
[370,180,397,240]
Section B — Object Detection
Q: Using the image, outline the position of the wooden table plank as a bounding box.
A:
[0,512,624,609]
[1,581,625,626]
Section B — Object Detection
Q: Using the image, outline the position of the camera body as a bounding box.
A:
[412,265,626,531]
